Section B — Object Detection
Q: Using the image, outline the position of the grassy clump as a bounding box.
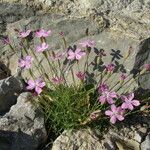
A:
[38,84,102,136]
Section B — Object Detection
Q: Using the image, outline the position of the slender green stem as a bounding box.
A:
[84,52,90,73]
[71,68,76,85]
[96,70,107,87]
[28,68,35,79]
[9,44,16,54]
[103,72,113,83]
[62,37,67,49]
[116,74,139,92]
[43,51,57,76]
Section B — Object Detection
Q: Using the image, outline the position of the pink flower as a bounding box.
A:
[144,64,150,71]
[67,48,86,60]
[18,55,33,69]
[105,105,125,124]
[35,43,49,53]
[76,71,85,81]
[19,30,31,38]
[2,37,10,45]
[52,77,64,85]
[99,91,117,104]
[35,29,52,38]
[98,83,109,93]
[105,63,115,72]
[120,73,126,81]
[121,93,140,110]
[50,52,65,61]
[26,78,45,95]
[79,40,95,48]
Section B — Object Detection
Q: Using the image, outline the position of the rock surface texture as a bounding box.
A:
[0,76,23,114]
[0,92,47,150]
[52,114,150,150]
[0,0,149,39]
[0,0,149,150]
[134,38,150,92]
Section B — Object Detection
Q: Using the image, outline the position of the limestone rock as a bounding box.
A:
[52,129,104,150]
[0,2,36,34]
[6,13,102,47]
[133,38,150,91]
[0,76,23,114]
[0,92,47,150]
[0,52,19,77]
[141,133,150,150]
[0,0,149,40]
[51,118,149,150]
[0,61,10,80]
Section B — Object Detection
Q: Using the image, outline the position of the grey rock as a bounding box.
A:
[0,92,47,150]
[0,76,23,114]
[52,129,104,150]
[29,0,150,39]
[0,2,36,33]
[51,123,149,150]
[141,133,150,150]
[107,1,150,39]
[0,0,149,40]
[0,53,19,77]
[51,128,140,150]
[0,61,10,80]
[133,38,150,91]
[51,113,150,150]
[6,13,102,49]
[0,76,23,94]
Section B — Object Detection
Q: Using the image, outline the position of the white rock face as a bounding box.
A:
[52,129,104,150]
[141,134,150,150]
[52,124,150,150]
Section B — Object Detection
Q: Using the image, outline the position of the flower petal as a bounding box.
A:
[110,115,117,124]
[75,53,82,60]
[128,103,134,110]
[116,115,124,121]
[79,51,86,56]
[99,95,106,104]
[36,78,45,87]
[121,102,128,109]
[107,97,114,104]
[132,100,140,106]
[110,92,117,98]
[105,110,113,116]
[26,80,35,90]
[75,48,82,53]
[25,55,33,61]
[35,86,42,95]
[128,93,134,101]
[111,105,117,112]
[18,59,25,67]
[67,55,75,60]
[25,62,31,69]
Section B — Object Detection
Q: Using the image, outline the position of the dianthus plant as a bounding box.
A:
[3,28,150,135]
